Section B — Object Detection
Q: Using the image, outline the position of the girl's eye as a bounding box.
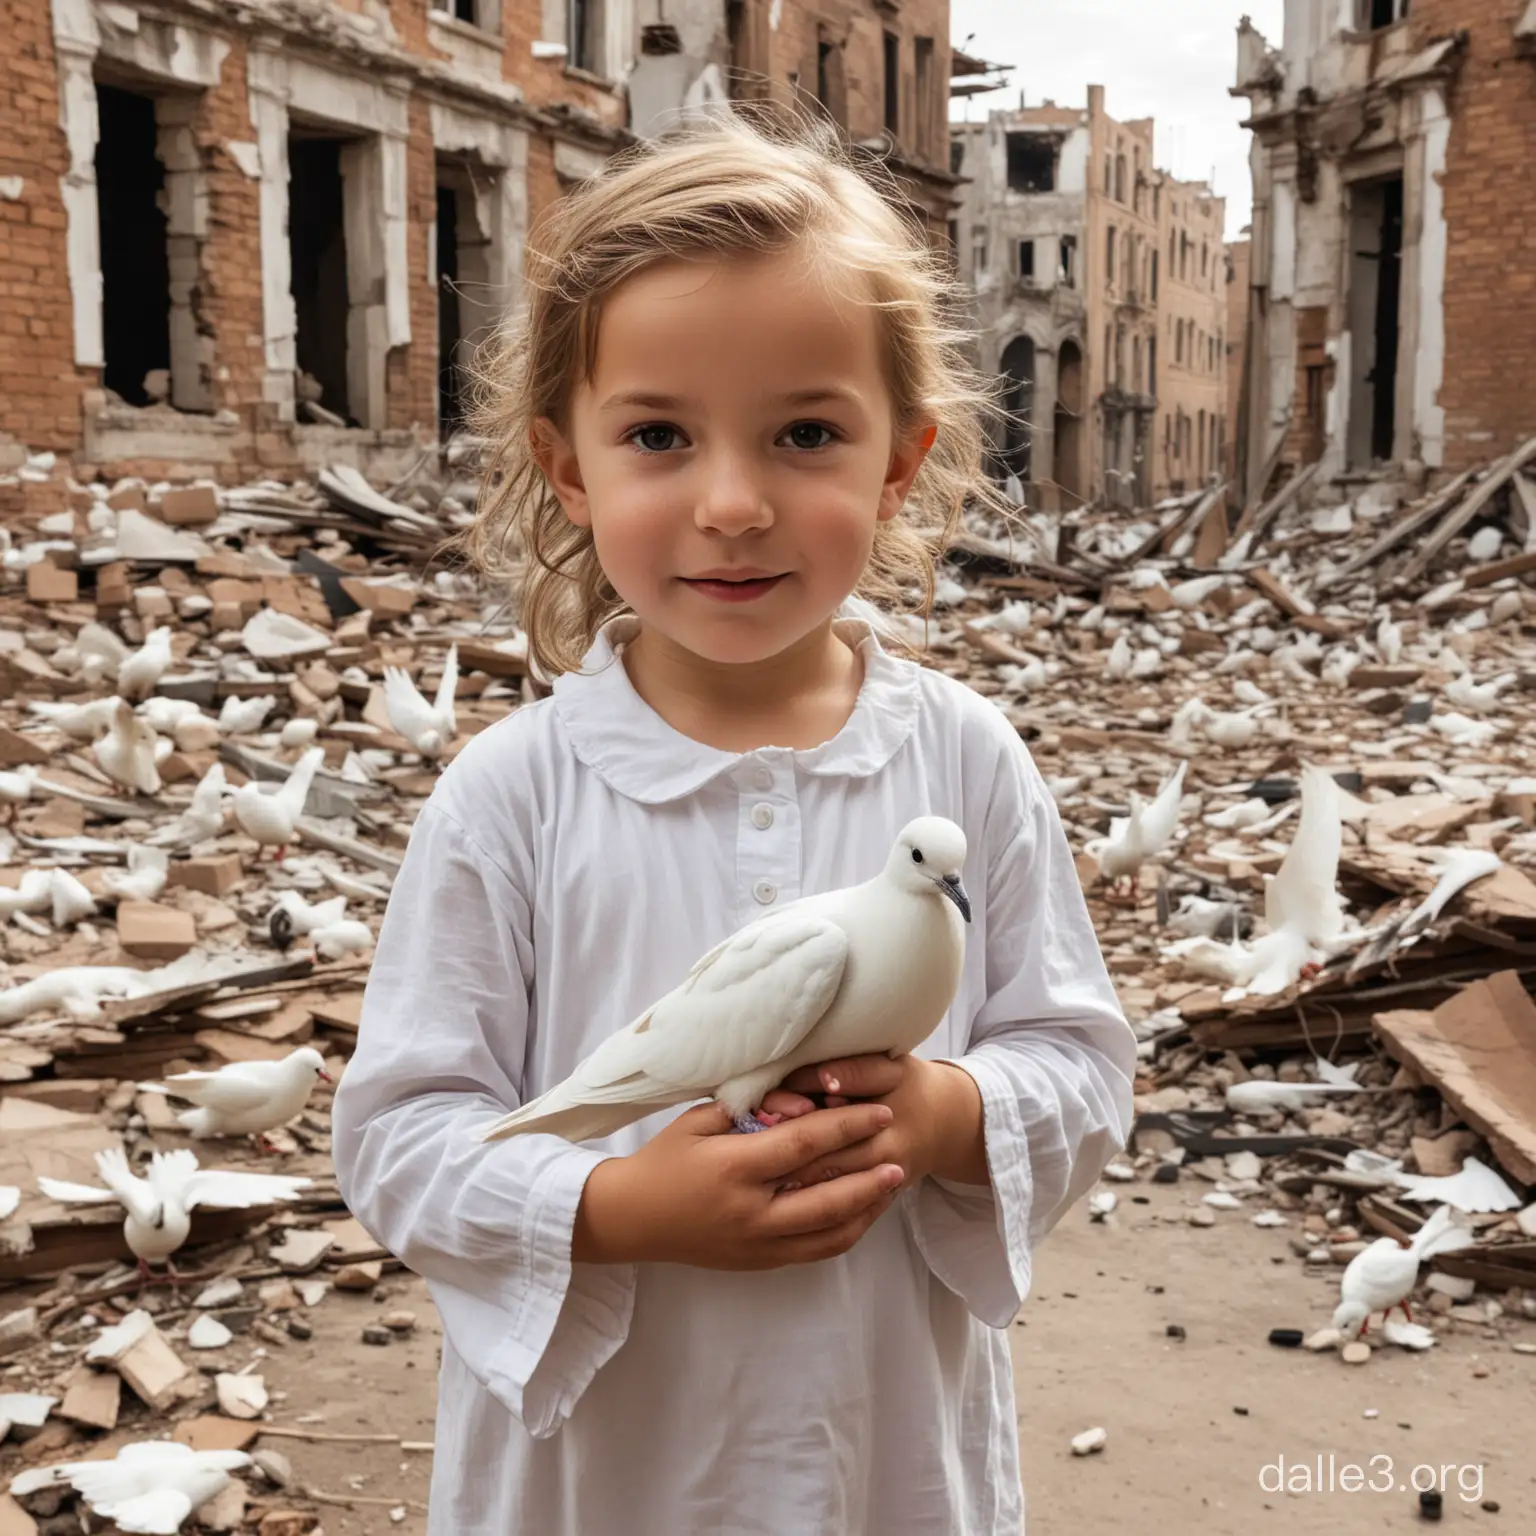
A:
[781,421,837,451]
[628,424,685,454]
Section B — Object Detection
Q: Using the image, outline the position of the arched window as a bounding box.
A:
[998,335,1035,483]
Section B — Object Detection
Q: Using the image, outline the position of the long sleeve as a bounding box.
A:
[903,729,1137,1327]
[331,802,635,1438]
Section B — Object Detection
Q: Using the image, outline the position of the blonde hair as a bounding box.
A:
[468,107,1006,678]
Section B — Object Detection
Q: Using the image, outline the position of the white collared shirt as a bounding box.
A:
[333,614,1135,1536]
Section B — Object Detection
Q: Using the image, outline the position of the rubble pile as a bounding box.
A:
[1,435,1536,1526]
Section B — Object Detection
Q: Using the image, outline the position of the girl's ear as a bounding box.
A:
[877,420,938,523]
[531,417,592,529]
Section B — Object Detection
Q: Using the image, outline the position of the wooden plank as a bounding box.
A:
[1314,468,1476,592]
[1399,436,1536,582]
[1461,548,1536,590]
[1246,461,1321,547]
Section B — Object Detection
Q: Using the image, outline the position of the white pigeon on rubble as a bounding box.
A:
[1203,706,1270,750]
[1331,1203,1477,1339]
[47,868,97,926]
[93,700,162,795]
[1205,797,1270,831]
[1272,634,1322,684]
[1430,711,1498,749]
[9,1440,251,1535]
[1087,763,1187,892]
[147,761,227,849]
[1375,612,1404,665]
[1225,1076,1365,1117]
[1105,633,1134,680]
[978,598,1034,636]
[1443,671,1517,716]
[217,694,275,735]
[138,1045,332,1146]
[1167,894,1247,940]
[1169,575,1226,610]
[269,889,348,937]
[1320,646,1361,689]
[1129,646,1165,680]
[137,697,204,738]
[0,965,141,1024]
[382,644,459,760]
[280,717,318,749]
[480,817,972,1142]
[36,1146,311,1280]
[1167,697,1212,753]
[232,746,323,859]
[28,695,124,740]
[68,621,131,686]
[309,917,376,960]
[0,766,38,821]
[1231,679,1272,707]
[997,656,1050,693]
[117,626,174,702]
[104,845,170,903]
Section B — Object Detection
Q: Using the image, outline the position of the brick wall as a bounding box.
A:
[0,0,87,459]
[1412,0,1536,469]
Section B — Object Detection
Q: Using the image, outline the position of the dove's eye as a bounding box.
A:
[911,848,924,864]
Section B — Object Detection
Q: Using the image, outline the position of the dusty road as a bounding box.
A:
[270,1175,1531,1534]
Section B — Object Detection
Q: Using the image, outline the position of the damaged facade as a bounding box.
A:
[951,87,1226,511]
[1,0,962,490]
[1233,0,1536,497]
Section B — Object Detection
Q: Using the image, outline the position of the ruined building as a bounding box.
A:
[950,86,1226,511]
[1224,234,1251,484]
[1232,0,1536,497]
[1,0,962,488]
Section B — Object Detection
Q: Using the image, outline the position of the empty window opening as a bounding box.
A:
[1106,226,1116,283]
[882,30,900,134]
[1147,336,1157,395]
[998,335,1034,485]
[1366,0,1408,28]
[1005,133,1055,192]
[289,134,352,424]
[914,38,933,159]
[1053,338,1084,503]
[96,83,171,409]
[1346,173,1404,466]
[1018,240,1035,281]
[436,185,463,435]
[949,137,965,175]
[1114,154,1127,204]
[816,27,847,127]
[1059,234,1077,288]
[1150,248,1159,301]
[570,0,604,75]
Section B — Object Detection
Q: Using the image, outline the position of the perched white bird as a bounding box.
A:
[1169,575,1226,610]
[1205,797,1270,831]
[1376,612,1403,665]
[147,761,227,849]
[1320,646,1361,689]
[481,817,971,1142]
[382,644,459,759]
[28,695,124,740]
[0,765,37,821]
[1105,633,1133,681]
[0,965,140,1024]
[217,694,275,735]
[10,1441,250,1534]
[1167,697,1213,753]
[1272,635,1322,684]
[976,599,1034,636]
[309,918,376,961]
[93,699,162,795]
[1231,679,1272,707]
[1225,1078,1365,1116]
[71,620,131,683]
[1332,1203,1476,1338]
[1088,762,1188,892]
[117,626,174,702]
[1045,775,1084,806]
[1167,894,1247,940]
[104,845,170,903]
[137,697,205,738]
[269,889,348,937]
[47,868,97,926]
[1204,706,1269,750]
[1444,671,1517,716]
[1430,711,1498,749]
[280,717,319,749]
[997,657,1049,693]
[138,1045,332,1146]
[232,746,323,859]
[37,1146,310,1280]
[1129,647,1165,680]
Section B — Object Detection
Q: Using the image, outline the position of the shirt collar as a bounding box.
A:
[552,612,921,805]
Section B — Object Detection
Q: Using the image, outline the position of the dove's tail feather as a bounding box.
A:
[175,1106,217,1137]
[1409,1203,1477,1261]
[479,1090,681,1145]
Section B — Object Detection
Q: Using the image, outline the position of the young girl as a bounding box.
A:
[333,112,1135,1535]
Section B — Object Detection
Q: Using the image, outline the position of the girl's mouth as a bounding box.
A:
[682,575,788,603]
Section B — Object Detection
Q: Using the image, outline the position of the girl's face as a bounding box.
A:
[535,250,931,668]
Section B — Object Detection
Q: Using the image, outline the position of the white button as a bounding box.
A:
[751,766,774,791]
[751,802,774,830]
[753,879,778,905]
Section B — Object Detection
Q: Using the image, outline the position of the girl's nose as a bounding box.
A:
[696,452,772,535]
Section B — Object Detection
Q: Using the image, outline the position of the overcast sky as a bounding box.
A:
[949,0,1286,240]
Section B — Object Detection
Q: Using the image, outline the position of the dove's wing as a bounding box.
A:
[382,667,435,742]
[179,1169,311,1211]
[157,1063,279,1112]
[98,1489,194,1535]
[90,1147,162,1227]
[1265,764,1342,936]
[36,1175,120,1206]
[1138,763,1187,852]
[432,644,459,736]
[142,1148,202,1213]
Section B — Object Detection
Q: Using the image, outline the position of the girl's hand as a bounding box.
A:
[764,1054,988,1191]
[572,1101,905,1271]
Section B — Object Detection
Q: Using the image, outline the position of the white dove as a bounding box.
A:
[1320,646,1360,689]
[1204,797,1270,831]
[217,694,275,735]
[1225,1078,1365,1116]
[975,599,1034,636]
[270,889,348,936]
[1129,646,1165,680]
[138,1045,332,1147]
[1430,711,1498,749]
[1231,679,1272,707]
[383,643,459,759]
[1167,696,1213,753]
[93,699,162,795]
[1272,635,1322,684]
[1167,894,1247,940]
[71,620,131,683]
[47,868,97,926]
[36,1146,311,1281]
[1087,762,1187,893]
[280,717,319,749]
[1045,775,1084,806]
[117,626,174,702]
[1444,671,1517,716]
[1204,706,1269,749]
[104,845,170,903]
[0,965,140,1024]
[1105,633,1133,680]
[232,746,323,859]
[1332,1203,1476,1338]
[28,694,124,740]
[147,761,227,848]
[9,1441,252,1536]
[481,817,971,1142]
[1376,612,1403,665]
[137,697,205,737]
[0,766,37,821]
[309,917,375,960]
[1169,575,1226,610]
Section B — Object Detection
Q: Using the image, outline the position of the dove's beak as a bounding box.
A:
[938,875,971,924]
[318,1069,335,1084]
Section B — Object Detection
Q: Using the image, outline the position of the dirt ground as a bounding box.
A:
[268,1174,1532,1534]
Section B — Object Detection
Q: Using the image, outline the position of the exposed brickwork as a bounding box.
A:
[0,0,89,456]
[1410,0,1536,470]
